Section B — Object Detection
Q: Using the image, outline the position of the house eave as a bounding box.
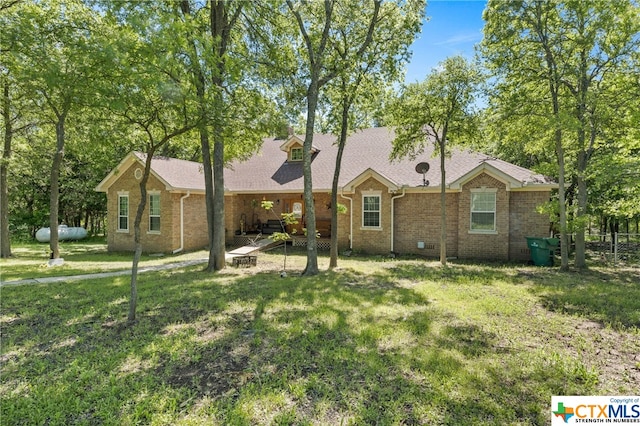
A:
[168,188,206,195]
[448,162,554,191]
[225,188,335,195]
[341,168,400,193]
[95,152,139,192]
[511,183,559,191]
[401,186,460,194]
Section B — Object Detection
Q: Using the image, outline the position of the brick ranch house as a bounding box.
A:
[95,127,557,261]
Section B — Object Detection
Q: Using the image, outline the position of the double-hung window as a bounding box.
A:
[290,147,303,161]
[362,192,381,228]
[470,189,496,232]
[149,193,161,232]
[118,193,129,232]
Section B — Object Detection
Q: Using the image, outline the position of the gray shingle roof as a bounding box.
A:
[224,127,554,192]
[132,127,554,193]
[134,152,206,192]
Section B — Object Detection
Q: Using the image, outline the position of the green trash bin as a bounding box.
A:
[526,237,558,266]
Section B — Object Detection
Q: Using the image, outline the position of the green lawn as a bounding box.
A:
[0,239,208,282]
[1,248,638,425]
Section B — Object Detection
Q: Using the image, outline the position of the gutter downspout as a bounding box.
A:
[339,188,353,250]
[390,187,406,253]
[172,191,190,254]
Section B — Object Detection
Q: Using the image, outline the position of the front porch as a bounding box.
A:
[225,192,349,252]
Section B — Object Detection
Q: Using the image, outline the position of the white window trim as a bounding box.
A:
[361,190,382,230]
[469,188,497,234]
[148,191,161,234]
[117,192,129,233]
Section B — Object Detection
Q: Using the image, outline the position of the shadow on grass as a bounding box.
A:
[384,260,525,286]
[391,260,640,330]
[526,268,640,330]
[0,263,607,424]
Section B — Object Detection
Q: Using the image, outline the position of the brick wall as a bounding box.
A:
[177,193,208,252]
[335,194,350,251]
[457,173,510,260]
[508,190,551,261]
[107,164,175,253]
[105,164,550,259]
[350,177,392,254]
[393,192,459,257]
[225,194,237,241]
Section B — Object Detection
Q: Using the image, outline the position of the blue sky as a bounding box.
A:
[405,0,488,83]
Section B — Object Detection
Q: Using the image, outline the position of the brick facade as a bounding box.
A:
[508,191,551,261]
[345,172,550,260]
[349,177,393,254]
[104,163,551,261]
[106,162,208,253]
[457,173,510,260]
[174,193,209,252]
[393,192,459,257]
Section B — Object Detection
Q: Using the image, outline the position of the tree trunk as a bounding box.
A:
[128,241,141,323]
[302,78,319,276]
[49,114,66,259]
[573,68,589,269]
[544,60,569,270]
[207,0,237,272]
[535,5,569,271]
[329,95,350,269]
[438,137,447,266]
[575,149,588,269]
[180,0,218,272]
[128,151,154,323]
[1,79,12,258]
[555,127,569,271]
[211,118,226,271]
[200,126,217,272]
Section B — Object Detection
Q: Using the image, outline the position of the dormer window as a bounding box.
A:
[280,134,318,161]
[290,147,303,162]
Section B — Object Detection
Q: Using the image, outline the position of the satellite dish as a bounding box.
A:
[415,162,430,186]
[415,162,430,174]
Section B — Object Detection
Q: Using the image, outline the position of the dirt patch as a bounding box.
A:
[164,342,252,399]
[582,325,640,390]
[552,316,638,390]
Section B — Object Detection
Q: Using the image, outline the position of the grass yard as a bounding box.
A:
[0,239,208,282]
[1,247,639,425]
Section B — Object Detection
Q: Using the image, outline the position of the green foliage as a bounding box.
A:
[481,0,640,246]
[320,0,425,135]
[261,200,299,271]
[261,201,299,241]
[387,56,483,265]
[387,56,483,160]
[336,202,348,215]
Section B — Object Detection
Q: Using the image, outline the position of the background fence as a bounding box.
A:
[584,233,640,266]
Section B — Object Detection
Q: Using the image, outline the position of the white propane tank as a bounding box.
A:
[35,225,88,242]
